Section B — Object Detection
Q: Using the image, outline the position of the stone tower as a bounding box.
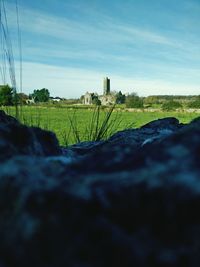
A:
[103,77,110,95]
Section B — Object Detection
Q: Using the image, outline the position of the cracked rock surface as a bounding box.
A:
[0,110,200,267]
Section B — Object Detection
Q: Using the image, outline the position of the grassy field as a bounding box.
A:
[2,105,200,146]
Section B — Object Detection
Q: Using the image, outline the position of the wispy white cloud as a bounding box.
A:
[115,25,174,46]
[3,1,200,97]
[6,1,178,47]
[7,0,199,67]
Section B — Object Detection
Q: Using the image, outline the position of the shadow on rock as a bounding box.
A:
[0,112,200,267]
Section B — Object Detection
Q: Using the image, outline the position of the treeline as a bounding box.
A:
[0,85,51,105]
[80,91,200,109]
[118,93,200,110]
[1,84,200,110]
[143,95,200,110]
[144,95,198,104]
[132,95,200,110]
[0,85,80,106]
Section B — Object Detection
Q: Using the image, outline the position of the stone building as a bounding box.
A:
[83,77,116,106]
[99,94,116,106]
[103,77,110,95]
[83,92,93,105]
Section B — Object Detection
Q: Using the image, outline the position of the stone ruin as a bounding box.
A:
[83,77,116,105]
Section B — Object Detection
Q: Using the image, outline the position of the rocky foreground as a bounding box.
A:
[0,110,200,267]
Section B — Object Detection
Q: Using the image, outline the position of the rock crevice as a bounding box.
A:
[0,111,200,267]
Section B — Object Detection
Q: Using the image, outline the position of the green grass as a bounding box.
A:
[2,105,200,146]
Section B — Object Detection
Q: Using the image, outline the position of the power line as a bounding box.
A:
[0,0,7,83]
[1,0,17,89]
[16,0,22,94]
[0,0,18,117]
[0,0,23,117]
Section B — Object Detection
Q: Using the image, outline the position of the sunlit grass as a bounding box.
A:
[2,105,199,146]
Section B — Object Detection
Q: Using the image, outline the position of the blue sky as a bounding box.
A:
[2,0,200,97]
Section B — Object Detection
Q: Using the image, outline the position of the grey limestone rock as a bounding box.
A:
[0,111,200,267]
[65,117,184,158]
[0,110,61,162]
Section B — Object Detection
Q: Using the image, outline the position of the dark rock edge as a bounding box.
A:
[0,110,200,267]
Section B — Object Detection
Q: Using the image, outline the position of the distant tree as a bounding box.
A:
[125,93,143,108]
[0,84,13,106]
[17,93,29,104]
[31,88,50,102]
[91,94,101,106]
[115,91,126,104]
[80,95,85,103]
[162,100,182,111]
[187,96,200,108]
[144,95,160,106]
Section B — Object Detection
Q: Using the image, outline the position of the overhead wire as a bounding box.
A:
[15,0,22,94]
[0,0,21,117]
[15,0,22,114]
[2,0,17,90]
[0,0,7,83]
